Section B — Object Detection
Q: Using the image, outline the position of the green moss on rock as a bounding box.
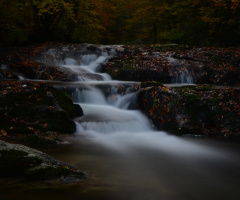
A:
[137,85,240,136]
[0,140,87,181]
[0,81,83,136]
[0,149,42,178]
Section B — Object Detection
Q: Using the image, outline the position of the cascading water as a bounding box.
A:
[58,46,228,157]
[167,56,194,84]
[175,69,194,84]
[2,45,240,200]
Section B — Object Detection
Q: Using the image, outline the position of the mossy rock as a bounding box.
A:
[25,166,71,180]
[0,149,42,178]
[0,140,87,181]
[0,81,83,135]
[137,85,240,136]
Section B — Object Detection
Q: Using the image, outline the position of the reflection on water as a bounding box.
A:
[1,136,240,200]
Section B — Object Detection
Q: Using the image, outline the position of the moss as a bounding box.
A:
[25,166,71,180]
[0,149,42,178]
[0,149,85,181]
[0,82,78,135]
[50,87,76,117]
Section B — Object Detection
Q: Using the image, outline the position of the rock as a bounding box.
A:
[72,104,84,118]
[0,140,86,181]
[137,84,240,137]
[0,81,83,137]
[60,177,83,183]
[102,44,240,85]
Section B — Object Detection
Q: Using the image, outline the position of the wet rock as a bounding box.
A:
[0,140,86,181]
[73,104,84,118]
[103,44,240,85]
[137,84,240,137]
[0,81,83,137]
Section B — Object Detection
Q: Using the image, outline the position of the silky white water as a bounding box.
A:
[56,46,233,160]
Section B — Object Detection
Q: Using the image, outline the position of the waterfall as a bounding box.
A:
[61,54,111,81]
[167,56,194,84]
[54,46,155,136]
[81,54,98,66]
[175,69,194,84]
[76,104,152,134]
[44,45,223,157]
[72,87,107,105]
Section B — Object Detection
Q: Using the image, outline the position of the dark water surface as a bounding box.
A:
[1,136,240,200]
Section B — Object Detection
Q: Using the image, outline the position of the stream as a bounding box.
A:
[1,45,240,200]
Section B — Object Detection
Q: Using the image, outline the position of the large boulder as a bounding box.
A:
[137,83,240,137]
[102,44,240,85]
[0,81,83,138]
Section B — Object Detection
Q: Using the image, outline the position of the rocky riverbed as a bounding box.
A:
[103,44,240,85]
[0,43,240,181]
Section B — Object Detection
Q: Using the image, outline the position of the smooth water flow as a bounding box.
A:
[57,47,230,158]
[167,56,194,84]
[175,69,194,84]
[43,47,201,150]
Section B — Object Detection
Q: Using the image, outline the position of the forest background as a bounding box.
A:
[0,0,240,47]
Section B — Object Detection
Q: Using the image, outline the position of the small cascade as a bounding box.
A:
[18,75,25,80]
[71,83,138,108]
[38,45,114,81]
[76,120,150,134]
[64,58,79,65]
[76,104,152,134]
[61,51,111,81]
[109,93,136,109]
[167,56,194,84]
[175,69,194,84]
[81,54,98,65]
[72,87,107,105]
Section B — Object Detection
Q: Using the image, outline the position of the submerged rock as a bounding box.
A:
[0,140,86,181]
